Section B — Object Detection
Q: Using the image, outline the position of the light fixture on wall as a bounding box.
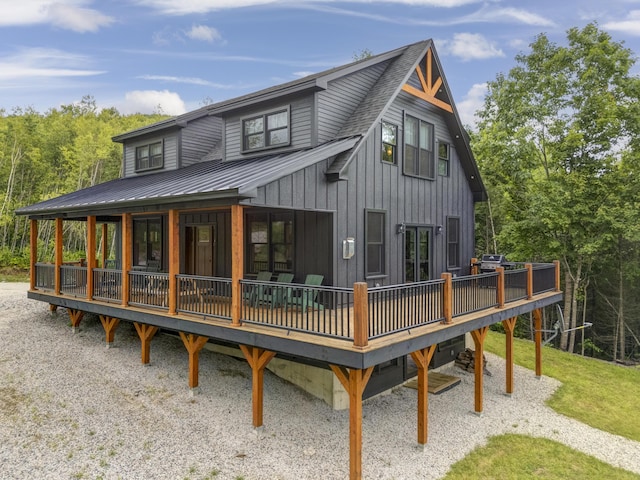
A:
[436,225,443,235]
[396,223,406,235]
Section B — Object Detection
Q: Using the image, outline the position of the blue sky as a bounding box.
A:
[1,0,639,126]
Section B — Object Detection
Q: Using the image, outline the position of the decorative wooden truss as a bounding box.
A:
[402,47,453,113]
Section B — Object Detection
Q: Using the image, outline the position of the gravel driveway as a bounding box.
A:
[1,283,639,479]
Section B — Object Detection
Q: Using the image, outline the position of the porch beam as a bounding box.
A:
[133,322,159,364]
[30,219,37,290]
[470,326,489,414]
[330,365,374,480]
[87,215,96,301]
[101,223,108,268]
[179,332,209,389]
[502,316,517,394]
[67,308,84,333]
[122,213,132,307]
[409,344,437,445]
[168,209,179,315]
[533,308,543,377]
[99,314,120,347]
[54,218,63,295]
[239,345,276,428]
[231,205,244,327]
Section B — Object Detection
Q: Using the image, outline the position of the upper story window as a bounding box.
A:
[438,142,450,176]
[243,107,290,152]
[381,121,397,164]
[136,141,163,172]
[404,114,434,179]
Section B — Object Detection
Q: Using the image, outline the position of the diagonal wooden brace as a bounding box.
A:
[410,344,437,445]
[179,332,209,389]
[133,322,159,364]
[239,345,276,428]
[99,315,121,347]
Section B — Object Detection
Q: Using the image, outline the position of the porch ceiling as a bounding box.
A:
[16,136,360,219]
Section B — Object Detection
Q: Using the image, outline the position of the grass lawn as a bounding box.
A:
[485,330,640,442]
[0,267,29,283]
[445,434,640,480]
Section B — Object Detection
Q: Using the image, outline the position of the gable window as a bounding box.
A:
[135,141,163,171]
[447,216,460,269]
[243,108,290,152]
[381,121,397,164]
[366,210,386,277]
[438,142,450,176]
[246,212,294,274]
[404,114,434,179]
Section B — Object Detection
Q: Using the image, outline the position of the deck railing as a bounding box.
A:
[128,271,169,310]
[532,263,556,294]
[35,263,55,290]
[504,268,528,303]
[93,268,122,303]
[452,273,498,317]
[60,265,87,298]
[176,275,232,319]
[240,280,355,339]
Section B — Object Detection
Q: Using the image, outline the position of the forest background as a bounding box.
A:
[1,24,639,364]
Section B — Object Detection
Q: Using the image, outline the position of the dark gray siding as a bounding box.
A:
[181,116,222,167]
[123,134,178,177]
[180,211,231,278]
[317,61,391,143]
[224,96,313,162]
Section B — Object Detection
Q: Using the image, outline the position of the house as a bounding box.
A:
[17,39,562,480]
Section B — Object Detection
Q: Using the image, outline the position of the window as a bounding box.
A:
[366,210,386,277]
[247,212,294,274]
[133,217,163,268]
[381,121,397,164]
[135,141,163,171]
[438,142,450,176]
[447,217,460,269]
[243,108,290,152]
[404,114,434,179]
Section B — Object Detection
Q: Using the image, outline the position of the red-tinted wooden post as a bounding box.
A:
[441,272,452,324]
[353,282,369,348]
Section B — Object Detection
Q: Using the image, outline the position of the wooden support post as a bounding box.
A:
[49,304,58,313]
[409,345,437,445]
[101,223,108,268]
[133,322,159,364]
[470,257,478,275]
[502,316,517,395]
[30,219,38,291]
[525,263,533,300]
[168,209,179,315]
[441,272,452,324]
[179,332,209,389]
[554,260,561,292]
[67,308,84,332]
[353,282,369,348]
[470,326,489,414]
[533,308,543,378]
[99,315,120,347]
[231,204,244,327]
[122,213,132,307]
[54,218,63,295]
[496,266,505,308]
[330,365,374,480]
[239,345,276,428]
[87,216,96,300]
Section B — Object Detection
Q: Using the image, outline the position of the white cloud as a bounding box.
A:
[137,74,241,89]
[185,25,223,43]
[0,0,114,32]
[0,47,105,81]
[456,82,487,128]
[603,10,640,36]
[119,90,187,115]
[439,33,505,61]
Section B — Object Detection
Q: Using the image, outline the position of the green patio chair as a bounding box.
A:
[266,272,295,308]
[245,271,272,306]
[285,274,324,312]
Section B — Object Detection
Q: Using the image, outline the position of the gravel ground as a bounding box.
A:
[1,282,639,480]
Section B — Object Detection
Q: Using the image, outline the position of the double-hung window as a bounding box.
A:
[404,114,434,179]
[447,216,460,269]
[366,210,386,277]
[135,141,163,171]
[381,121,397,164]
[438,142,450,176]
[247,212,294,274]
[243,108,290,152]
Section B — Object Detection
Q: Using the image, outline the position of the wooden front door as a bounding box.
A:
[186,225,215,276]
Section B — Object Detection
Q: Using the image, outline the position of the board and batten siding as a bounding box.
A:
[224,96,313,162]
[316,60,391,143]
[181,116,222,167]
[123,134,178,177]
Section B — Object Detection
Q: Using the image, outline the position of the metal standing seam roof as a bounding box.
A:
[16,136,361,217]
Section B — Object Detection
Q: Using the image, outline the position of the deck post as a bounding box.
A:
[179,332,209,390]
[122,213,132,307]
[133,322,159,364]
[87,215,96,300]
[54,217,63,295]
[231,205,244,327]
[470,326,489,414]
[30,219,37,291]
[496,266,505,308]
[409,345,437,445]
[330,365,374,480]
[502,316,517,395]
[239,345,276,428]
[554,260,561,291]
[168,209,179,315]
[101,223,108,268]
[67,308,84,333]
[533,308,543,378]
[525,263,533,299]
[470,257,478,275]
[441,272,452,324]
[99,314,120,348]
[353,282,369,348]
